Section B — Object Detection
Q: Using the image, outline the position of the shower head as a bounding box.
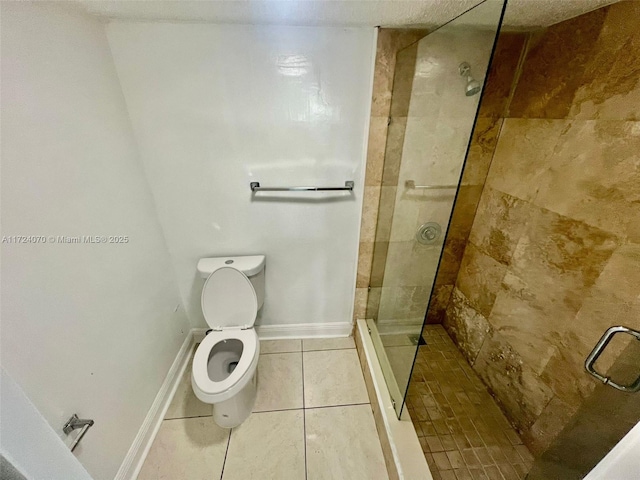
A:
[465,79,482,97]
[459,62,481,97]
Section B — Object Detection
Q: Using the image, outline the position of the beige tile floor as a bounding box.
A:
[406,325,534,480]
[137,336,389,480]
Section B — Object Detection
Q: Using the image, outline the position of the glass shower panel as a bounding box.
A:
[366,0,507,417]
[528,331,640,479]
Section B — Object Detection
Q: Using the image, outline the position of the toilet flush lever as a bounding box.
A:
[63,414,94,452]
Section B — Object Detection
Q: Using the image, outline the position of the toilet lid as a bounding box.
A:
[201,267,258,329]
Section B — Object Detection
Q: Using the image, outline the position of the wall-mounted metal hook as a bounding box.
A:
[63,414,94,452]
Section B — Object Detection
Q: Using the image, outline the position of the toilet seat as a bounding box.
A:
[201,266,257,330]
[192,266,260,404]
[192,328,259,403]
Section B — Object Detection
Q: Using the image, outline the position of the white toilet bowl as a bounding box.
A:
[191,256,265,428]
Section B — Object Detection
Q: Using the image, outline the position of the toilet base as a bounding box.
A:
[213,370,258,428]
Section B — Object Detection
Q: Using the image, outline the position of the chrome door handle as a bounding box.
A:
[585,325,640,393]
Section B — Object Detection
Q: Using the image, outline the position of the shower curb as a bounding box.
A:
[355,319,432,480]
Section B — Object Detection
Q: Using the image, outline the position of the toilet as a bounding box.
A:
[191,255,265,428]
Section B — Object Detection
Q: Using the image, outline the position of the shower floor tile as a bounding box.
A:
[408,325,533,480]
[137,337,388,480]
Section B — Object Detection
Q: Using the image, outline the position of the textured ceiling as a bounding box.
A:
[78,0,618,29]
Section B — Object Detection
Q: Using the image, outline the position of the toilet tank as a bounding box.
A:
[197,255,266,310]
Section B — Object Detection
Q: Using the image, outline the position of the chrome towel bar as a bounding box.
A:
[405,180,457,190]
[250,181,354,192]
[63,414,94,452]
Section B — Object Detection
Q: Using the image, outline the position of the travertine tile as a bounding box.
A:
[222,410,305,480]
[357,241,374,288]
[389,43,419,117]
[303,349,369,408]
[302,337,355,351]
[366,286,382,319]
[359,186,381,243]
[382,241,439,287]
[434,186,484,291]
[492,205,618,374]
[508,8,607,119]
[382,118,406,187]
[371,30,395,117]
[484,119,560,203]
[369,27,429,115]
[473,331,554,432]
[375,187,396,242]
[306,404,389,480]
[165,349,211,420]
[138,417,228,480]
[568,1,640,121]
[479,33,527,118]
[569,244,640,376]
[407,326,533,478]
[253,352,303,412]
[455,242,506,318]
[530,120,640,242]
[370,241,389,287]
[366,116,389,186]
[468,187,529,265]
[259,339,302,354]
[425,284,454,324]
[442,288,492,364]
[461,117,503,185]
[354,287,368,320]
[377,285,430,322]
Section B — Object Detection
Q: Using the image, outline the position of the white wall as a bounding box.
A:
[106,23,375,329]
[0,368,92,480]
[1,3,190,479]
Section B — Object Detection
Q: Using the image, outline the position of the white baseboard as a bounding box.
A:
[257,321,353,339]
[193,322,353,341]
[114,331,195,480]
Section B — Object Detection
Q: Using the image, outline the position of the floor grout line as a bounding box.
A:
[301,346,308,480]
[260,351,302,355]
[163,414,213,421]
[302,347,356,353]
[259,347,357,355]
[251,406,305,414]
[304,402,371,411]
[218,428,232,480]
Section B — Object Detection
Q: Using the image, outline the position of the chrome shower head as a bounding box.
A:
[465,79,482,97]
[459,62,481,97]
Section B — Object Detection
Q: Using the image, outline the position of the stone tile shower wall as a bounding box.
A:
[425,32,527,324]
[361,27,496,330]
[439,0,640,457]
[355,29,427,321]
